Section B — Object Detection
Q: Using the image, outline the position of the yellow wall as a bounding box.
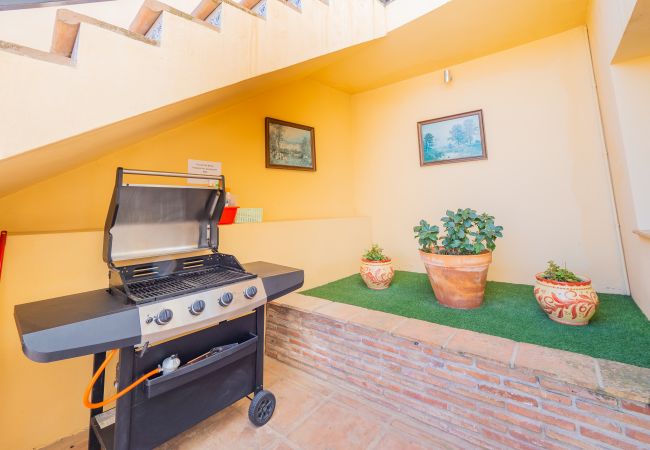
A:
[587,0,650,316]
[0,218,370,449]
[0,79,356,232]
[351,28,628,295]
[0,232,110,450]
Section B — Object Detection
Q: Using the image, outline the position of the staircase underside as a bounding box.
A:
[0,42,365,196]
[0,0,388,162]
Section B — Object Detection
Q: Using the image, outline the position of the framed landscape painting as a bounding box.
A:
[265,117,316,171]
[417,110,487,166]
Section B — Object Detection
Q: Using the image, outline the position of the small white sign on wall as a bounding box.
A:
[188,159,222,186]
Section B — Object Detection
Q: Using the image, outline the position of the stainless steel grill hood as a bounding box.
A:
[103,168,226,263]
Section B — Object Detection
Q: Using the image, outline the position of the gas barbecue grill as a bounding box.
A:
[14,168,304,450]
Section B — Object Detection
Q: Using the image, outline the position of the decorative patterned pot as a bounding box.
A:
[534,275,599,326]
[419,250,492,309]
[360,259,394,290]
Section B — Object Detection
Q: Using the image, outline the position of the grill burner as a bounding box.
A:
[124,267,256,303]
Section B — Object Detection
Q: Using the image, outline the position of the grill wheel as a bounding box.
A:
[248,390,276,427]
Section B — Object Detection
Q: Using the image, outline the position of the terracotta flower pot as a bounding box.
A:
[534,275,599,325]
[360,259,394,290]
[419,250,492,309]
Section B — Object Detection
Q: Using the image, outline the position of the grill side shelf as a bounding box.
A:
[14,289,140,363]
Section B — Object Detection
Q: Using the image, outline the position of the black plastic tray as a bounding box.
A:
[144,333,258,399]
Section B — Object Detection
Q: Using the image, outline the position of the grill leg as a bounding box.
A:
[254,305,265,392]
[88,352,106,450]
[114,347,135,450]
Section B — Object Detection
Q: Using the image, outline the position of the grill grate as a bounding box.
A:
[125,267,255,302]
[181,269,249,287]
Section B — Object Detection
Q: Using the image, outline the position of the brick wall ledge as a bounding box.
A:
[266,293,650,450]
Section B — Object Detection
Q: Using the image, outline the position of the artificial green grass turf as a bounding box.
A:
[302,271,650,369]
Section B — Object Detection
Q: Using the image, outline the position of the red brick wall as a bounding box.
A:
[266,303,650,450]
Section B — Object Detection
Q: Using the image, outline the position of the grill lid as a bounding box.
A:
[103,168,226,263]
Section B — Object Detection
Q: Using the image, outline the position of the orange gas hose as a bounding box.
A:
[83,349,161,409]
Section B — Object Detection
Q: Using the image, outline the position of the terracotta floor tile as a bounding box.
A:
[389,418,465,450]
[269,440,301,450]
[277,364,334,396]
[263,378,325,436]
[331,391,393,423]
[373,431,443,450]
[265,369,285,387]
[266,356,287,373]
[288,400,382,450]
[264,359,285,387]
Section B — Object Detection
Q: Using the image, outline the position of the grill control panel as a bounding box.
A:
[137,277,267,345]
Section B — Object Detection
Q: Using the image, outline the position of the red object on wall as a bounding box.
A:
[218,207,239,225]
[0,230,7,281]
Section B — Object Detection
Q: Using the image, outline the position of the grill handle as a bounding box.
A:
[119,168,225,187]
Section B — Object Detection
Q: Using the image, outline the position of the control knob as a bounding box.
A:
[244,286,258,299]
[219,292,234,307]
[155,308,173,325]
[189,299,206,316]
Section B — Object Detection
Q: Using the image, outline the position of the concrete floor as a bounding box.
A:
[44,357,463,450]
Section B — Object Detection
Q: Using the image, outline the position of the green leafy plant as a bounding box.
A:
[540,261,582,282]
[413,208,503,255]
[362,244,390,262]
[413,220,440,252]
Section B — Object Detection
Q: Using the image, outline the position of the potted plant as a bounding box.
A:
[413,208,503,309]
[360,244,394,290]
[534,261,599,325]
